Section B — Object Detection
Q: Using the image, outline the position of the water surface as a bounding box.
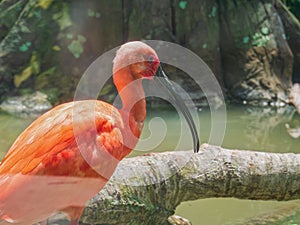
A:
[134,105,300,225]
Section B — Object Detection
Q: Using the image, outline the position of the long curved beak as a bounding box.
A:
[155,65,199,153]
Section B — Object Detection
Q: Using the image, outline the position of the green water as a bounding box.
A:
[134,105,300,225]
[133,105,299,154]
[0,113,33,159]
[1,105,300,224]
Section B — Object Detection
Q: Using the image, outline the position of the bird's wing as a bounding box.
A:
[0,100,124,177]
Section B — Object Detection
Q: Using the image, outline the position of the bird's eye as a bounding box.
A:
[147,55,155,62]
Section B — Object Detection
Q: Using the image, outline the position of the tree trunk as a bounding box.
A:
[219,0,293,105]
[48,144,300,225]
[275,0,300,83]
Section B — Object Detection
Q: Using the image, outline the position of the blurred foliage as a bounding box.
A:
[0,0,298,106]
[14,51,40,88]
[67,34,87,58]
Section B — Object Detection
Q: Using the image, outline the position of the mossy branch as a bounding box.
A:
[62,144,300,225]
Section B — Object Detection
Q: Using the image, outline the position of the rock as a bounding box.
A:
[0,91,52,118]
[168,215,192,225]
[285,123,300,138]
[289,83,300,113]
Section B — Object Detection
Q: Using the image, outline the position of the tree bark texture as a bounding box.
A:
[219,0,292,104]
[63,144,300,225]
[275,0,300,83]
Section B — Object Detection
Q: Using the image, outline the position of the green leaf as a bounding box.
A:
[179,1,187,10]
[68,38,85,58]
[14,66,32,87]
[14,52,40,87]
[29,51,40,74]
[95,12,101,18]
[36,0,53,10]
[261,27,269,35]
[87,9,95,17]
[52,3,72,30]
[77,35,86,43]
[38,67,56,77]
[210,6,217,17]
[19,43,29,52]
[243,36,249,44]
[66,33,73,39]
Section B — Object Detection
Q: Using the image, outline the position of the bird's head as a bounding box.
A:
[113,41,199,153]
[113,41,160,79]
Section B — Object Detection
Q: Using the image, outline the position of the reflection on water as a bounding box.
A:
[0,105,299,224]
[221,106,299,153]
[133,104,299,155]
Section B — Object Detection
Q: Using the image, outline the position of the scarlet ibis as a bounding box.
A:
[0,41,199,225]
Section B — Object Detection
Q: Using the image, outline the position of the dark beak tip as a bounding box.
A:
[194,141,200,153]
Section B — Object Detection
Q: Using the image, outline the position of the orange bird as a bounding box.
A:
[0,41,199,225]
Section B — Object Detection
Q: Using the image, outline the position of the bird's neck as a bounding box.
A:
[113,68,146,138]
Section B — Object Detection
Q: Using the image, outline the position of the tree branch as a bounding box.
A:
[49,144,300,225]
